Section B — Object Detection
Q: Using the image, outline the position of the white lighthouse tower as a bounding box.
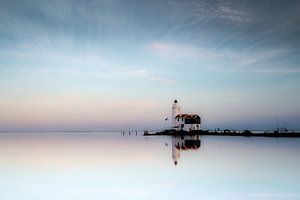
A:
[172,99,181,128]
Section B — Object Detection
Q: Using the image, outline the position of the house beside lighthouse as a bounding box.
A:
[172,99,201,132]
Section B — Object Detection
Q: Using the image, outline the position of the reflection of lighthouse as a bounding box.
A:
[172,99,181,128]
[172,137,180,166]
[171,135,201,166]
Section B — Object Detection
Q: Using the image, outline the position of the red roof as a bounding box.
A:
[175,114,199,119]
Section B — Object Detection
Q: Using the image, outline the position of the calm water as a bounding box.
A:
[0,132,300,200]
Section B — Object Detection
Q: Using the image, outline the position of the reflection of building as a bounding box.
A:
[172,135,201,165]
[171,99,201,131]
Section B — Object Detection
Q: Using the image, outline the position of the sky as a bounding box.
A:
[0,0,300,131]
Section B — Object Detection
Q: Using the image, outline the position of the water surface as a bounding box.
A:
[0,132,299,200]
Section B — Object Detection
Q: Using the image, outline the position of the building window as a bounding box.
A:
[177,118,179,122]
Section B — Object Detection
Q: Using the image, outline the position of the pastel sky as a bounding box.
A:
[0,0,300,131]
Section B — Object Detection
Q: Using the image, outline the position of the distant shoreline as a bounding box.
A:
[0,130,300,138]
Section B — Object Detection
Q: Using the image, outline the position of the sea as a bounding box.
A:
[0,132,299,200]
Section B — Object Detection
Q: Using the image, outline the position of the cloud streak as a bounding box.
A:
[147,42,295,74]
[250,68,300,74]
[188,0,251,22]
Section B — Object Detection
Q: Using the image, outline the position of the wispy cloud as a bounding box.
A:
[229,49,289,70]
[147,42,219,61]
[147,42,299,73]
[150,77,175,84]
[122,69,148,78]
[214,5,251,22]
[126,69,176,84]
[250,68,300,74]
[189,1,251,22]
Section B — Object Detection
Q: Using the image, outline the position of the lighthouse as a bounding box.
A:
[172,99,181,128]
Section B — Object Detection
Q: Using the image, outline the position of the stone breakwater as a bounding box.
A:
[144,129,300,137]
